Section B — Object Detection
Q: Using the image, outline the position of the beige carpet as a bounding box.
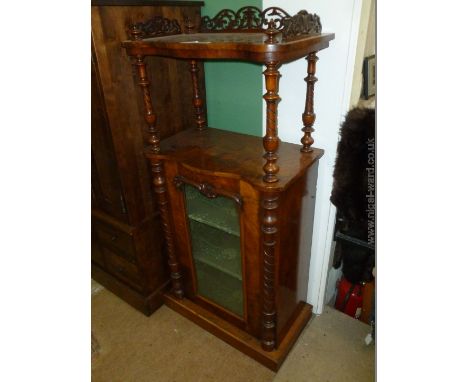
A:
[92,285,374,382]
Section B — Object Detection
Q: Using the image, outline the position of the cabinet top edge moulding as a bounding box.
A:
[156,128,324,191]
[122,6,335,64]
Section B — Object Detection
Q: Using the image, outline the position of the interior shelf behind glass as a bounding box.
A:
[189,219,241,280]
[195,260,243,317]
[185,184,240,236]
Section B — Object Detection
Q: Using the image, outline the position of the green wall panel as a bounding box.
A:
[201,0,263,137]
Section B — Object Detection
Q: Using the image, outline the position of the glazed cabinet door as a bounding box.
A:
[165,161,262,336]
[183,181,243,316]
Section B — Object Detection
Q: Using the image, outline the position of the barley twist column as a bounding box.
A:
[134,55,184,299]
[262,62,281,183]
[151,160,184,298]
[261,192,279,351]
[300,52,318,152]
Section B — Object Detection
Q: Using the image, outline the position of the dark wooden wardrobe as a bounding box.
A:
[91,0,205,315]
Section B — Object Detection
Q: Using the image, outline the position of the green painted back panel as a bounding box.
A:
[201,0,263,137]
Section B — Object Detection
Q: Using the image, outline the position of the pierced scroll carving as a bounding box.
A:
[173,175,242,206]
[200,6,290,33]
[261,192,279,351]
[200,7,263,33]
[282,10,322,39]
[200,7,321,41]
[127,16,182,40]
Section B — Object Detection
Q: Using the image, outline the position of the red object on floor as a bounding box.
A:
[335,277,363,319]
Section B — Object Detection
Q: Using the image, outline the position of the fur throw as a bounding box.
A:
[331,107,375,283]
[331,107,375,236]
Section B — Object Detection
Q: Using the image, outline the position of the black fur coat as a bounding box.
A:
[331,107,375,283]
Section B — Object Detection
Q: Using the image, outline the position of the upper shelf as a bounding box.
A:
[121,6,335,63]
[122,32,334,63]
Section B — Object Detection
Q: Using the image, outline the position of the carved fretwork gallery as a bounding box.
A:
[121,6,334,371]
[199,6,322,39]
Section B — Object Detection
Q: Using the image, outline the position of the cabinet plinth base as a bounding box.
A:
[163,292,312,371]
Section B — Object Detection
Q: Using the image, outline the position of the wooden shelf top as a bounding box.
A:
[149,127,324,191]
[122,32,334,63]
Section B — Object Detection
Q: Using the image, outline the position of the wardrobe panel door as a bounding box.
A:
[91,52,127,222]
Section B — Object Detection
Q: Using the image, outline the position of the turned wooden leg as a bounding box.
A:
[134,55,160,152]
[261,192,279,351]
[262,62,281,183]
[134,55,184,299]
[189,60,206,130]
[301,52,318,152]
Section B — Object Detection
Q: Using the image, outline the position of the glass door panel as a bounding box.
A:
[184,184,243,316]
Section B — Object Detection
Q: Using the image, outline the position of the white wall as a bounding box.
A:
[349,0,374,108]
[364,0,375,58]
[324,0,374,306]
[263,0,366,314]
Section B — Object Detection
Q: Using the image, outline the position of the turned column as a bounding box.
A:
[261,192,279,351]
[189,60,206,130]
[134,55,159,153]
[151,160,183,299]
[134,55,184,299]
[300,52,318,152]
[262,62,281,183]
[184,17,206,130]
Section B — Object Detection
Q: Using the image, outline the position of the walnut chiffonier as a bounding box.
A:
[121,6,334,370]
